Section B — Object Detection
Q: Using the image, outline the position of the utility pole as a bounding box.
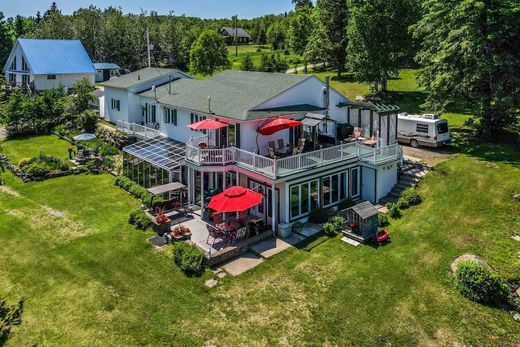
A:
[146,28,151,68]
[234,15,238,58]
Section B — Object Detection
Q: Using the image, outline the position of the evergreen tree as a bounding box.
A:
[241,54,255,71]
[304,21,331,65]
[316,0,349,77]
[413,0,520,140]
[347,0,418,93]
[190,29,229,76]
[292,0,314,9]
[0,12,12,67]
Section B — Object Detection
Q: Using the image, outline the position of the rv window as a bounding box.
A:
[437,122,449,134]
[416,123,429,133]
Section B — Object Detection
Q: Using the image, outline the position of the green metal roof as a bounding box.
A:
[139,70,314,121]
[101,67,180,90]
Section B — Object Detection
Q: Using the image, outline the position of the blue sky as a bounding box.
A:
[1,0,296,18]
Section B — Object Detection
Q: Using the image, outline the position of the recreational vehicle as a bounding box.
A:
[397,113,450,148]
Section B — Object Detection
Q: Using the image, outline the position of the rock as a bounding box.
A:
[450,254,492,274]
[512,235,520,242]
[204,279,218,288]
[513,194,520,202]
[513,312,520,322]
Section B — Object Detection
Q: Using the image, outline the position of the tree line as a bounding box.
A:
[0,0,519,140]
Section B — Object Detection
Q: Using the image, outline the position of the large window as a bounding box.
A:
[10,56,16,70]
[22,57,29,71]
[8,73,15,84]
[190,113,207,134]
[351,167,360,197]
[322,174,341,207]
[47,75,56,80]
[290,180,319,220]
[416,123,429,133]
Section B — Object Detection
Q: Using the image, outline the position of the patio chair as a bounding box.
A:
[292,146,300,156]
[212,212,223,225]
[235,227,248,241]
[206,224,224,247]
[268,141,276,150]
[277,139,285,149]
[268,147,277,159]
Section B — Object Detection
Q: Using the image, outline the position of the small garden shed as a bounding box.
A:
[344,201,379,240]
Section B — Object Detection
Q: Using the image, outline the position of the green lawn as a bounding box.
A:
[0,135,519,345]
[312,69,472,128]
[1,134,71,165]
[227,44,303,70]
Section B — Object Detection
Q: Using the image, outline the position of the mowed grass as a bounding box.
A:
[313,69,472,128]
[1,134,71,164]
[1,135,520,345]
[227,44,302,70]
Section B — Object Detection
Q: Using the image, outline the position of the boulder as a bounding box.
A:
[450,254,492,274]
[513,312,520,322]
[514,194,520,202]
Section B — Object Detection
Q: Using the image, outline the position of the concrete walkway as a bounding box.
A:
[221,233,306,276]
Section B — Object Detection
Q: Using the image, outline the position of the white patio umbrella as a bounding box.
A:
[73,133,97,141]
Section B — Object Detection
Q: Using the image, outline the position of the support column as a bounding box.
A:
[271,183,277,236]
[200,172,205,212]
[187,167,192,205]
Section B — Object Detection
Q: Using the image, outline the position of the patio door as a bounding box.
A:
[248,180,279,225]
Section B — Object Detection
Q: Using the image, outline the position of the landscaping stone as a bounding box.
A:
[513,194,520,202]
[204,279,218,288]
[450,254,492,274]
[512,235,520,242]
[341,236,361,247]
[0,185,20,197]
[43,206,65,218]
[513,312,520,322]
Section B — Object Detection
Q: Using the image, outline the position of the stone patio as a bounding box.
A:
[221,251,264,276]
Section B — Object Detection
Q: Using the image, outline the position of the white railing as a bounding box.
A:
[185,140,401,179]
[116,120,160,140]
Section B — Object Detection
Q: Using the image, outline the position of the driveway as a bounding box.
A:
[401,144,458,166]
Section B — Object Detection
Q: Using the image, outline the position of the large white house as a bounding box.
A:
[2,38,95,91]
[103,69,402,231]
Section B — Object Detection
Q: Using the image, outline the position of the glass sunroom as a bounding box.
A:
[122,137,186,188]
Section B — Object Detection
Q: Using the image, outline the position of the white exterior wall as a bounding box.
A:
[33,73,95,91]
[239,119,291,154]
[103,87,130,124]
[376,162,398,202]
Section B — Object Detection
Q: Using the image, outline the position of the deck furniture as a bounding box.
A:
[206,224,224,247]
[364,134,377,147]
[268,141,276,149]
[277,139,285,149]
[268,147,277,159]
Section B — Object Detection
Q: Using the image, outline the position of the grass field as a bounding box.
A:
[312,69,472,128]
[0,134,71,165]
[0,134,519,345]
[227,44,303,70]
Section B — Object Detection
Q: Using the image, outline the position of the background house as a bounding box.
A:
[94,63,120,83]
[220,27,251,45]
[2,38,95,92]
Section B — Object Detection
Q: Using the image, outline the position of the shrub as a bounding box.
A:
[78,110,98,133]
[309,208,332,224]
[509,296,520,311]
[338,198,356,211]
[19,153,69,178]
[128,209,150,230]
[323,215,345,236]
[455,260,509,303]
[386,203,401,219]
[172,242,206,276]
[323,222,336,236]
[396,197,410,210]
[378,214,390,227]
[400,188,422,206]
[115,176,153,205]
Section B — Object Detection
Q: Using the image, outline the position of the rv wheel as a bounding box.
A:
[410,139,419,148]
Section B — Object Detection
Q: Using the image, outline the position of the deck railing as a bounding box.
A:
[116,120,160,140]
[186,138,400,179]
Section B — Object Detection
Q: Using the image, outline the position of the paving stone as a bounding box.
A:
[222,252,264,276]
[341,236,361,247]
[204,279,218,288]
[250,235,305,259]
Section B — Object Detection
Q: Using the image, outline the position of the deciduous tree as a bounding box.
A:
[190,29,229,76]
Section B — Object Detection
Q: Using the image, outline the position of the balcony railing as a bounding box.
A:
[186,139,401,179]
[116,120,160,140]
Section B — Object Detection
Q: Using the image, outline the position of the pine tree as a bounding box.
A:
[241,54,255,71]
[413,0,520,140]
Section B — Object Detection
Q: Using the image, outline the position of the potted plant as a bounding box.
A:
[154,208,171,235]
[172,225,191,240]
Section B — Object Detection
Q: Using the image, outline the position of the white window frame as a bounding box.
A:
[322,173,341,208]
[350,167,360,198]
[290,179,320,220]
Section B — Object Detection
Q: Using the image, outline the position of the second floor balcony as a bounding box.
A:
[186,138,402,179]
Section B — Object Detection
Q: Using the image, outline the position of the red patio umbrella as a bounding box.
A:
[188,119,228,130]
[208,186,263,213]
[258,118,302,136]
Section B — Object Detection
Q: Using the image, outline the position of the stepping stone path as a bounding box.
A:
[213,268,227,279]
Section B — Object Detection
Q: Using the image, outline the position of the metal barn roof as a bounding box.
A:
[14,39,95,75]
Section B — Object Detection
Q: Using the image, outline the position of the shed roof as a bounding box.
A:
[94,63,120,70]
[101,67,179,90]
[350,201,378,219]
[221,27,251,38]
[139,70,315,121]
[4,39,95,75]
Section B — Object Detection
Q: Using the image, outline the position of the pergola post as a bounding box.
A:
[200,172,205,212]
[187,167,192,205]
[271,183,277,236]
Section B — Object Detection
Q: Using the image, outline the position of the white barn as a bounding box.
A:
[2,38,95,92]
